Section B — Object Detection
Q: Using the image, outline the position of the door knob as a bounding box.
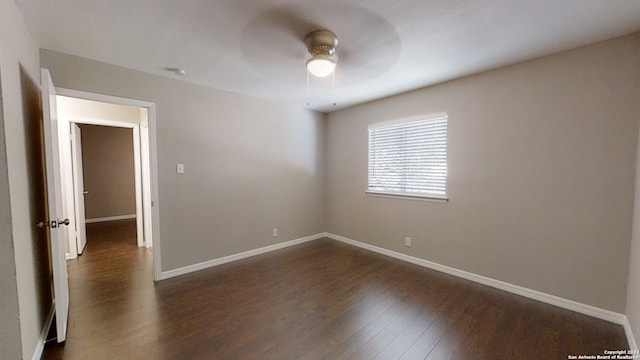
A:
[37,219,70,229]
[82,190,89,195]
[36,221,51,229]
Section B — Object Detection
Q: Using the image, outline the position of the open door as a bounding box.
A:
[41,69,70,342]
[71,123,87,254]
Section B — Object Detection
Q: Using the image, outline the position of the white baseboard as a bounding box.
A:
[155,231,636,348]
[158,233,326,280]
[30,303,55,360]
[325,232,628,326]
[624,317,639,350]
[85,214,136,223]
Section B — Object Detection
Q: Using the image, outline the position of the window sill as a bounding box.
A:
[365,191,449,203]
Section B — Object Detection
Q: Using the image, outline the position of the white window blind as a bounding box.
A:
[367,113,448,200]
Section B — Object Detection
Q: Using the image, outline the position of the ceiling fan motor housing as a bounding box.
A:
[305,29,338,57]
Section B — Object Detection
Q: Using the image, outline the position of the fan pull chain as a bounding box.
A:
[332,70,336,107]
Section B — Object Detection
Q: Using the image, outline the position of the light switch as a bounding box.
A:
[176,163,185,174]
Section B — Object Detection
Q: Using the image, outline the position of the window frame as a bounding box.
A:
[366,112,449,202]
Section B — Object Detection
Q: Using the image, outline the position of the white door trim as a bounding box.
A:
[132,125,144,247]
[140,111,153,249]
[56,88,162,281]
[70,124,87,255]
[64,121,144,246]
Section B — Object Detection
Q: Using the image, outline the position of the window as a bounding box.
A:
[367,113,448,201]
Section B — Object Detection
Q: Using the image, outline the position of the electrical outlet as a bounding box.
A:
[405,237,412,247]
[272,228,279,237]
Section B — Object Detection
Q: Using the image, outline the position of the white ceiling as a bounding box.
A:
[16,0,640,113]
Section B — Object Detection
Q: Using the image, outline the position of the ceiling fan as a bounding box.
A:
[239,2,401,110]
[304,29,339,78]
[240,3,399,84]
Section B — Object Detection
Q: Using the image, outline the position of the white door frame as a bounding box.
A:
[56,88,162,281]
[70,124,87,255]
[68,119,143,246]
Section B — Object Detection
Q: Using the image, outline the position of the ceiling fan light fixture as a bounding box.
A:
[306,55,336,77]
[304,30,338,78]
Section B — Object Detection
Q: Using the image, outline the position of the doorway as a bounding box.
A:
[75,123,137,245]
[53,89,161,280]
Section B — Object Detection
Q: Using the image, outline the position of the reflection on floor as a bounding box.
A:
[43,220,628,359]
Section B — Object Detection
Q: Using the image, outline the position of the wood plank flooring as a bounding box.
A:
[42,219,628,359]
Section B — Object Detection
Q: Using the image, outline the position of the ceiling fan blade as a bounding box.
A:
[240,2,401,87]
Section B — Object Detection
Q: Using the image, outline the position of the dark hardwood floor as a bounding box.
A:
[43,219,628,359]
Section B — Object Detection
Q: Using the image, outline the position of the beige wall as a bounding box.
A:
[0,54,22,360]
[79,124,136,219]
[325,33,640,313]
[628,126,640,347]
[1,0,50,358]
[41,49,326,271]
